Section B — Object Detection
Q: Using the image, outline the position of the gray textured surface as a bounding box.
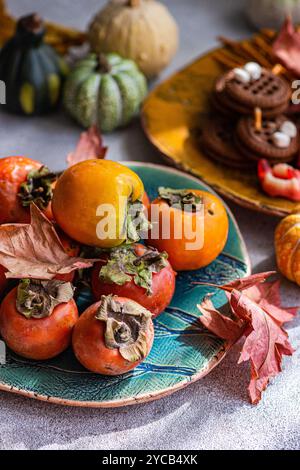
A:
[0,0,299,451]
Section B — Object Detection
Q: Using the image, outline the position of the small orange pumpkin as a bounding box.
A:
[275,213,300,285]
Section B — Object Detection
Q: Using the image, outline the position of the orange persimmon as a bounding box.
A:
[0,156,55,224]
[0,281,78,360]
[72,295,154,375]
[147,188,229,271]
[54,226,80,283]
[91,243,176,317]
[52,159,146,248]
[142,191,150,212]
[0,264,7,294]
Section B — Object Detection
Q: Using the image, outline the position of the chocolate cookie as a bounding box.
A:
[235,115,299,164]
[201,118,254,169]
[213,67,290,117]
[212,87,288,118]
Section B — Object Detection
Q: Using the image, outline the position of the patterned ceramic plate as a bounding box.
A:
[142,48,300,217]
[0,163,250,407]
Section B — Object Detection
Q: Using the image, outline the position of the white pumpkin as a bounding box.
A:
[88,0,179,78]
[246,0,300,29]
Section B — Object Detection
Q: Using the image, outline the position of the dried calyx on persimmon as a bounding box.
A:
[72,295,154,375]
[16,278,74,319]
[95,294,152,362]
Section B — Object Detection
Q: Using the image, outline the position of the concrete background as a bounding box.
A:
[0,0,299,450]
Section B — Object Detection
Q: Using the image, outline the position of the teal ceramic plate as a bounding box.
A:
[0,163,250,407]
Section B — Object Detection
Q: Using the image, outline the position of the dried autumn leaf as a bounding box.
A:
[243,279,297,325]
[193,271,275,293]
[197,272,297,404]
[273,16,300,77]
[230,289,294,404]
[207,273,297,324]
[217,273,297,324]
[197,296,244,341]
[0,204,97,279]
[222,271,275,292]
[67,125,107,167]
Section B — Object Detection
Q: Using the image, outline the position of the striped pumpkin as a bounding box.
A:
[63,52,147,133]
[275,213,300,286]
[0,14,68,115]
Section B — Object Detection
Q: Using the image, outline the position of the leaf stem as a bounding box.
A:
[192,281,232,292]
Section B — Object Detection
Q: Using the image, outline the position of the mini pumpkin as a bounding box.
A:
[0,13,68,115]
[88,0,179,78]
[246,0,300,30]
[275,213,300,286]
[63,52,147,132]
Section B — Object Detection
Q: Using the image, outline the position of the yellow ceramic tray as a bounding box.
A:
[142,47,300,217]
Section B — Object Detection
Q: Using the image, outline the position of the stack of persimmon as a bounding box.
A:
[0,157,229,376]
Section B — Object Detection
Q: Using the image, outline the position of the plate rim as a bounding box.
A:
[0,162,251,408]
[141,49,297,218]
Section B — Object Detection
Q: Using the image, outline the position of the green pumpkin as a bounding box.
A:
[0,14,68,115]
[64,52,148,132]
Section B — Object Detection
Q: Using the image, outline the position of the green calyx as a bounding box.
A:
[16,279,74,319]
[96,295,152,363]
[126,199,151,244]
[18,166,57,210]
[158,187,203,212]
[99,246,168,295]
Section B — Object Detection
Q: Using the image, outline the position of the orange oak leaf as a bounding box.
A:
[273,16,300,77]
[0,204,97,280]
[67,125,107,167]
[197,272,297,404]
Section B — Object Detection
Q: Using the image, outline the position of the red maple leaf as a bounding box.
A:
[66,125,108,167]
[273,16,300,77]
[197,272,298,404]
[197,296,243,341]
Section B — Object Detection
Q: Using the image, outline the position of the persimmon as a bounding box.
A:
[0,156,56,224]
[56,227,80,258]
[142,191,150,212]
[52,159,148,248]
[147,188,229,271]
[54,226,80,283]
[72,295,154,375]
[0,279,78,360]
[0,264,7,294]
[91,243,176,317]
